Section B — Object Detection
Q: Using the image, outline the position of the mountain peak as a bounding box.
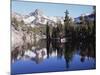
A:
[30,9,44,16]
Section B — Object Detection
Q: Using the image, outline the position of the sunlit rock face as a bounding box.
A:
[11,26,24,51]
[11,25,35,51]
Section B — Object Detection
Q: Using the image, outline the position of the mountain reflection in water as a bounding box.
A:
[11,39,96,74]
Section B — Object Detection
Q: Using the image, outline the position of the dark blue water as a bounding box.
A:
[11,39,96,75]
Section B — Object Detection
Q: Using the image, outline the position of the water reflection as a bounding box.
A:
[11,38,96,74]
[11,39,96,74]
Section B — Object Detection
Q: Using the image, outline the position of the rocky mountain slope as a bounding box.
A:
[11,9,65,50]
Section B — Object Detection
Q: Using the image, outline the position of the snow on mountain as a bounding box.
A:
[23,16,35,24]
[49,16,64,24]
[23,9,48,25]
[12,9,64,27]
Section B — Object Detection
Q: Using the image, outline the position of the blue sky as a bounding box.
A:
[12,1,94,18]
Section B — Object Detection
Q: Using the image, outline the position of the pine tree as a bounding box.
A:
[64,9,70,38]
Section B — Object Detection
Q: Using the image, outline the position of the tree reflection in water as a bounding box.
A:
[11,37,95,69]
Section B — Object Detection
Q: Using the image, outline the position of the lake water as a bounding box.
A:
[11,39,96,75]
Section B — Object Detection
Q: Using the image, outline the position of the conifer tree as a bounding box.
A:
[64,9,70,38]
